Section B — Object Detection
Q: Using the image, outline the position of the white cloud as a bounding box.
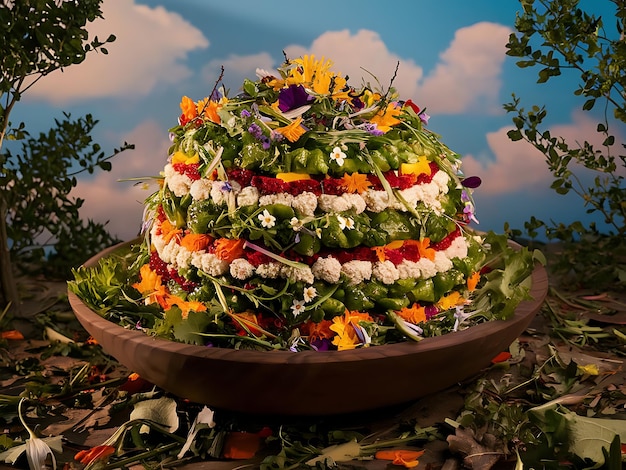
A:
[202,52,276,95]
[461,110,623,196]
[282,25,509,115]
[75,120,170,240]
[416,22,512,114]
[25,0,208,104]
[461,128,548,195]
[197,24,509,115]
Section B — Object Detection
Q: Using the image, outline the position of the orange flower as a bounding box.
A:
[375,449,425,468]
[158,293,206,319]
[396,304,427,324]
[230,312,263,336]
[341,173,372,194]
[75,445,116,465]
[467,271,480,291]
[159,219,183,244]
[177,298,207,320]
[214,238,245,262]
[302,319,334,341]
[369,102,402,133]
[373,240,404,262]
[276,116,306,142]
[180,95,198,122]
[180,233,212,252]
[196,97,222,124]
[132,264,169,307]
[132,264,163,295]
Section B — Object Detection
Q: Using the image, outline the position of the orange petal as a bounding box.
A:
[1,330,24,340]
[375,449,425,468]
[222,432,262,459]
[491,351,512,364]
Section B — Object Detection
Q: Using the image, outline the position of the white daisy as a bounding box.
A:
[291,299,306,317]
[337,215,355,230]
[258,209,276,228]
[329,146,346,166]
[303,286,317,303]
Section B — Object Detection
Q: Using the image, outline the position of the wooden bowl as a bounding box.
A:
[69,241,548,416]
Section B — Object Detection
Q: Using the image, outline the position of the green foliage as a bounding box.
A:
[0,0,133,288]
[2,113,132,278]
[505,0,626,289]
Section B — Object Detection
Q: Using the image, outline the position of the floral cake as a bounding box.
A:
[72,55,536,352]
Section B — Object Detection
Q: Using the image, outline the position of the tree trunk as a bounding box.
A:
[0,198,20,315]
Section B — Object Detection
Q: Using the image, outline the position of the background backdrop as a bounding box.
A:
[11,0,622,241]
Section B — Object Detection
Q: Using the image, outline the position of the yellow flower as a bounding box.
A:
[370,102,402,133]
[400,156,432,176]
[276,116,306,142]
[341,173,372,194]
[288,55,348,98]
[437,291,466,311]
[362,89,382,108]
[171,150,200,165]
[330,310,373,351]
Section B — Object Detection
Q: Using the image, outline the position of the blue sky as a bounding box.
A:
[11,0,622,241]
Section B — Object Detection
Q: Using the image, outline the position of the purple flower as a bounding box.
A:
[311,338,332,351]
[362,122,384,136]
[278,85,313,112]
[241,109,251,118]
[248,123,263,139]
[425,305,438,320]
[221,181,233,192]
[270,130,284,142]
[419,112,430,126]
[210,89,222,101]
[261,136,271,150]
[461,176,482,189]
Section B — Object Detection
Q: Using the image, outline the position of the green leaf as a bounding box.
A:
[583,98,596,111]
[530,404,626,468]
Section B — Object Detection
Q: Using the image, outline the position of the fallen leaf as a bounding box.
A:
[447,427,503,470]
[306,439,362,466]
[129,397,179,434]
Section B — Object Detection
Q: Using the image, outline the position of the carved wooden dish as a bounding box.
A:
[69,242,548,416]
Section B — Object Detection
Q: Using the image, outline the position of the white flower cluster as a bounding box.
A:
[150,217,472,288]
[363,171,450,214]
[162,165,451,219]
